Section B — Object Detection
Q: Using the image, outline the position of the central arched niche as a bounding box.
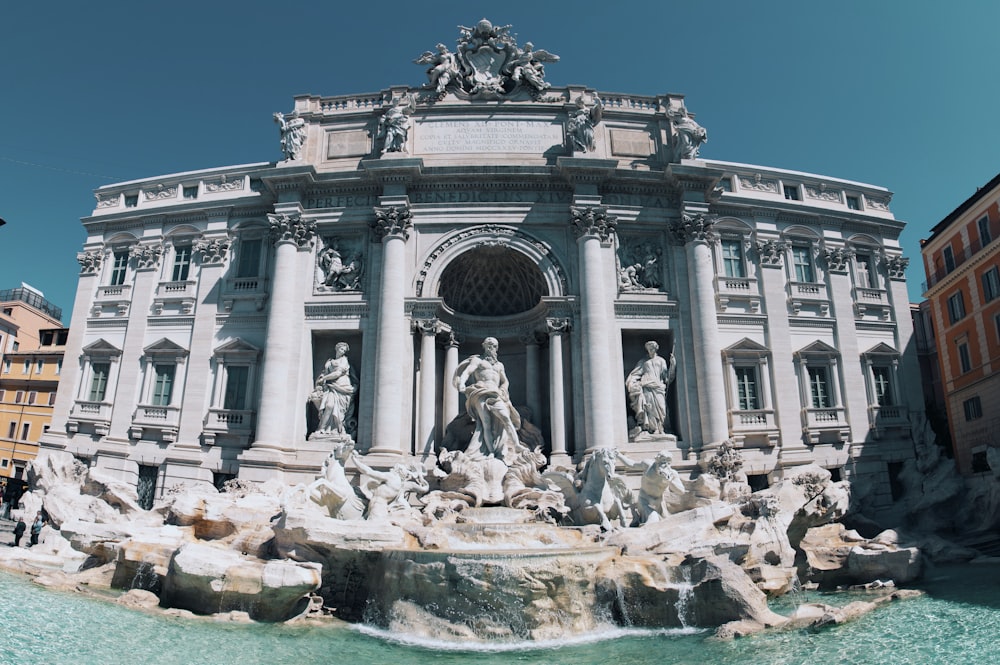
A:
[438,245,548,317]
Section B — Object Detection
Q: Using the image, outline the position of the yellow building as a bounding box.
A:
[0,285,65,482]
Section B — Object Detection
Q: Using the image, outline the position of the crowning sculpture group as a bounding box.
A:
[302,337,684,530]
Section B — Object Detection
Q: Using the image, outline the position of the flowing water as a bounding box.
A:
[2,562,998,665]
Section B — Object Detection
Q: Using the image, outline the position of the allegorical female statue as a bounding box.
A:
[626,340,676,436]
[310,342,357,439]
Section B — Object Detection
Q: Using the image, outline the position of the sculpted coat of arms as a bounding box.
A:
[414,19,559,100]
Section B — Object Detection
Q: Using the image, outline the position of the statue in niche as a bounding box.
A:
[453,337,525,462]
[351,451,428,521]
[377,94,416,155]
[308,342,357,440]
[667,105,707,161]
[619,240,663,291]
[414,43,460,95]
[318,239,363,291]
[273,111,306,161]
[617,451,686,525]
[626,341,677,437]
[566,95,603,153]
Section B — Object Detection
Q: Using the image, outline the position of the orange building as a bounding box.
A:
[0,285,65,482]
[921,173,1000,474]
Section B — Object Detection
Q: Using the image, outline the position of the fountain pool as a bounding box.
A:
[2,563,998,664]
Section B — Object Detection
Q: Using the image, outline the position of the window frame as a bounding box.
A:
[943,245,956,273]
[171,244,193,282]
[978,214,992,247]
[957,341,972,374]
[109,249,130,286]
[982,266,1000,302]
[947,291,966,324]
[791,244,816,283]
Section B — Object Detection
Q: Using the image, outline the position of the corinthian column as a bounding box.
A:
[546,318,571,468]
[252,212,315,448]
[441,332,461,430]
[415,318,439,457]
[571,206,618,454]
[368,205,412,455]
[672,211,728,452]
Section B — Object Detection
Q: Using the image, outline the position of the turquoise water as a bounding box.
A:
[2,563,998,665]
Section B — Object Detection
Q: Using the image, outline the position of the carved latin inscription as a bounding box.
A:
[414,119,562,154]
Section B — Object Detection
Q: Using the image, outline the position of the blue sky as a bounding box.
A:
[2,0,997,320]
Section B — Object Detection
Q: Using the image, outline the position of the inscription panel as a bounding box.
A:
[414,119,563,154]
[327,130,371,158]
[610,129,654,157]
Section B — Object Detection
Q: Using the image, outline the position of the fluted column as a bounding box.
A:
[521,333,541,424]
[253,213,315,448]
[672,211,729,452]
[369,206,412,455]
[441,332,461,428]
[547,318,571,467]
[571,206,618,453]
[415,318,439,457]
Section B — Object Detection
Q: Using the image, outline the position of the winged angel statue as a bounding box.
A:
[414,19,559,99]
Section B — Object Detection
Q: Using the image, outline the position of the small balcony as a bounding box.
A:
[714,275,760,313]
[868,404,910,439]
[728,409,779,447]
[91,284,132,317]
[67,400,112,435]
[802,407,849,444]
[222,277,269,311]
[853,287,892,320]
[203,408,256,447]
[787,281,830,316]
[153,281,197,315]
[130,404,181,441]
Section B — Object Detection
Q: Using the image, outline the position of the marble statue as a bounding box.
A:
[617,451,686,525]
[453,337,524,462]
[545,447,633,530]
[414,43,460,95]
[318,239,363,291]
[377,95,416,154]
[566,95,602,153]
[618,241,663,291]
[304,442,365,520]
[626,341,677,436]
[667,105,707,161]
[309,343,357,439]
[351,451,429,520]
[505,42,559,93]
[273,111,306,161]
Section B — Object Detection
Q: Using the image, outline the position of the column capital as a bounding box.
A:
[822,245,854,274]
[77,249,103,275]
[671,212,718,246]
[371,205,413,242]
[268,212,316,250]
[570,206,617,242]
[130,243,163,271]
[413,317,440,335]
[194,236,231,265]
[546,318,572,334]
[884,254,909,280]
[756,239,787,268]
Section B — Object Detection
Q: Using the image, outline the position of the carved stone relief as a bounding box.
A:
[316,236,365,292]
[617,238,664,291]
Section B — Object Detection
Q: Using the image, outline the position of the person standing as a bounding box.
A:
[12,516,26,547]
[28,512,43,547]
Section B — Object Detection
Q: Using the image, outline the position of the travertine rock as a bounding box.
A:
[799,523,921,587]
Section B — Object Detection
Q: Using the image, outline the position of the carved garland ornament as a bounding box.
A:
[77,250,104,275]
[570,206,617,242]
[670,213,718,245]
[268,213,316,249]
[370,206,413,242]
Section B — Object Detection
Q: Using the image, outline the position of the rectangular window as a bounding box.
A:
[124,194,138,208]
[982,266,1000,302]
[784,185,800,201]
[183,185,198,199]
[171,245,192,281]
[958,342,972,373]
[110,251,129,286]
[963,396,982,420]
[721,239,745,278]
[871,366,893,406]
[0,390,4,402]
[978,215,992,247]
[152,364,175,406]
[734,366,760,410]
[943,246,956,273]
[947,291,966,324]
[856,254,876,289]
[56,359,62,375]
[995,312,1000,345]
[137,465,159,510]
[48,393,56,406]
[36,359,43,374]
[22,360,29,374]
[14,391,23,404]
[2,359,9,373]
[223,365,250,410]
[846,195,861,210]
[89,362,110,401]
[27,391,36,405]
[792,246,815,283]
[808,367,831,408]
[236,238,262,278]
[20,423,29,440]
[7,421,15,438]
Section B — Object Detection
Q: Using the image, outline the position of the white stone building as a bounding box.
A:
[40,21,920,508]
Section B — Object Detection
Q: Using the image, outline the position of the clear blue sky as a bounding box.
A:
[2,0,997,321]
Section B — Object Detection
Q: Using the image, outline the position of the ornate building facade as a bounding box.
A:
[40,21,920,508]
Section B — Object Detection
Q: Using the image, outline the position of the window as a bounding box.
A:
[89,362,110,401]
[22,360,29,374]
[982,266,1000,302]
[717,177,732,192]
[7,422,15,438]
[183,185,198,199]
[48,393,56,406]
[223,365,250,410]
[2,359,9,373]
[855,253,877,289]
[792,246,815,282]
[235,238,263,278]
[137,465,159,510]
[152,364,175,406]
[171,245,192,281]
[871,366,893,406]
[124,194,138,208]
[846,195,861,210]
[978,215,992,247]
[20,423,29,440]
[734,366,760,410]
[27,391,36,405]
[11,341,17,351]
[943,246,956,273]
[947,291,966,324]
[2,307,11,316]
[995,312,1000,344]
[0,390,4,401]
[963,396,982,420]
[110,250,129,286]
[14,391,23,404]
[957,342,972,374]
[808,367,831,408]
[56,359,62,375]
[784,185,800,201]
[36,359,43,374]
[721,239,745,278]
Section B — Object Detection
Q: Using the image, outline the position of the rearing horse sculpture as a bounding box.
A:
[545,447,634,530]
